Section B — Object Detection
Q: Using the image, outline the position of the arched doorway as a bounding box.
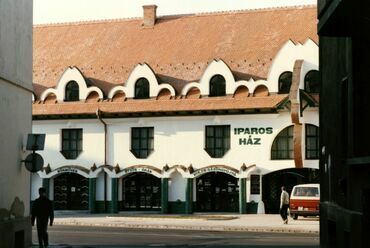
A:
[196,172,239,212]
[262,168,319,214]
[53,173,88,210]
[121,172,161,210]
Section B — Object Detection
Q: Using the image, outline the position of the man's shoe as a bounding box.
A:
[284,219,288,224]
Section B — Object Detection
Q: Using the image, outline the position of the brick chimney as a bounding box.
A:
[143,5,157,27]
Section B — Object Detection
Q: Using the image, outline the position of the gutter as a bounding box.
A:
[96,108,108,212]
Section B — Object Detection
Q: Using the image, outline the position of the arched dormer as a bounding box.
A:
[233,79,270,97]
[157,88,172,100]
[39,66,103,102]
[122,63,175,99]
[111,91,126,102]
[233,85,249,98]
[85,91,100,103]
[44,92,57,104]
[108,86,126,100]
[253,85,269,97]
[185,87,201,99]
[181,83,201,97]
[198,59,235,96]
[267,39,318,93]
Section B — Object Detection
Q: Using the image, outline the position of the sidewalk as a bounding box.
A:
[53,211,319,234]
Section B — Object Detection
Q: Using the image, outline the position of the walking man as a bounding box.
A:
[280,186,290,224]
[32,187,54,248]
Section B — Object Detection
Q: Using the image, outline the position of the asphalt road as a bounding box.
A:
[32,225,319,248]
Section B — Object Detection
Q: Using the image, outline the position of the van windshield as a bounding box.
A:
[293,187,319,197]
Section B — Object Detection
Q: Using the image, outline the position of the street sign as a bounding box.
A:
[24,152,44,172]
[26,134,45,151]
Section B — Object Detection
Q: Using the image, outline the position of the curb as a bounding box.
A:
[54,221,319,234]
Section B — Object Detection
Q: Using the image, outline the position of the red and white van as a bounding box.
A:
[289,183,320,220]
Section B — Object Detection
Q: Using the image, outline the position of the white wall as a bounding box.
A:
[33,110,319,174]
[33,120,105,170]
[0,83,33,212]
[108,113,304,172]
[169,171,186,202]
[0,1,32,246]
[0,0,33,215]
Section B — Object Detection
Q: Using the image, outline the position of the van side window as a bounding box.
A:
[293,187,319,197]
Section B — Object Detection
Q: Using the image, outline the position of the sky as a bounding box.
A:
[33,0,316,24]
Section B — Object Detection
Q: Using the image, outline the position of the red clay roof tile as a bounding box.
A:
[33,6,318,97]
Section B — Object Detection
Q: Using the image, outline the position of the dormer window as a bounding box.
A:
[209,75,226,97]
[304,70,320,93]
[278,72,292,94]
[134,78,150,99]
[65,81,79,101]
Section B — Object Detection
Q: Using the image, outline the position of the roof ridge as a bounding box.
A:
[190,4,317,17]
[33,16,142,28]
[33,4,317,28]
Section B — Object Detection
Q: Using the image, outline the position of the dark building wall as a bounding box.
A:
[319,5,370,246]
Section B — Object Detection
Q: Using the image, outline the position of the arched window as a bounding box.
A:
[134,78,150,99]
[306,124,319,159]
[278,72,292,94]
[271,125,294,159]
[65,81,79,101]
[304,70,320,93]
[209,74,226,97]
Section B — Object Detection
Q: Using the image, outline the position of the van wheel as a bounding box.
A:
[292,214,298,220]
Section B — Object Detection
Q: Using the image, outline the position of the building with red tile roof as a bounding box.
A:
[32,5,320,215]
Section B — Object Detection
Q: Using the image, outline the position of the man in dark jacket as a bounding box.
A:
[32,187,54,248]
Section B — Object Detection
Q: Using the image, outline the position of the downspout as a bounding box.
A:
[96,108,108,212]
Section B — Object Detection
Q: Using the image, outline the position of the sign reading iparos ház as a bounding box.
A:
[234,127,273,145]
